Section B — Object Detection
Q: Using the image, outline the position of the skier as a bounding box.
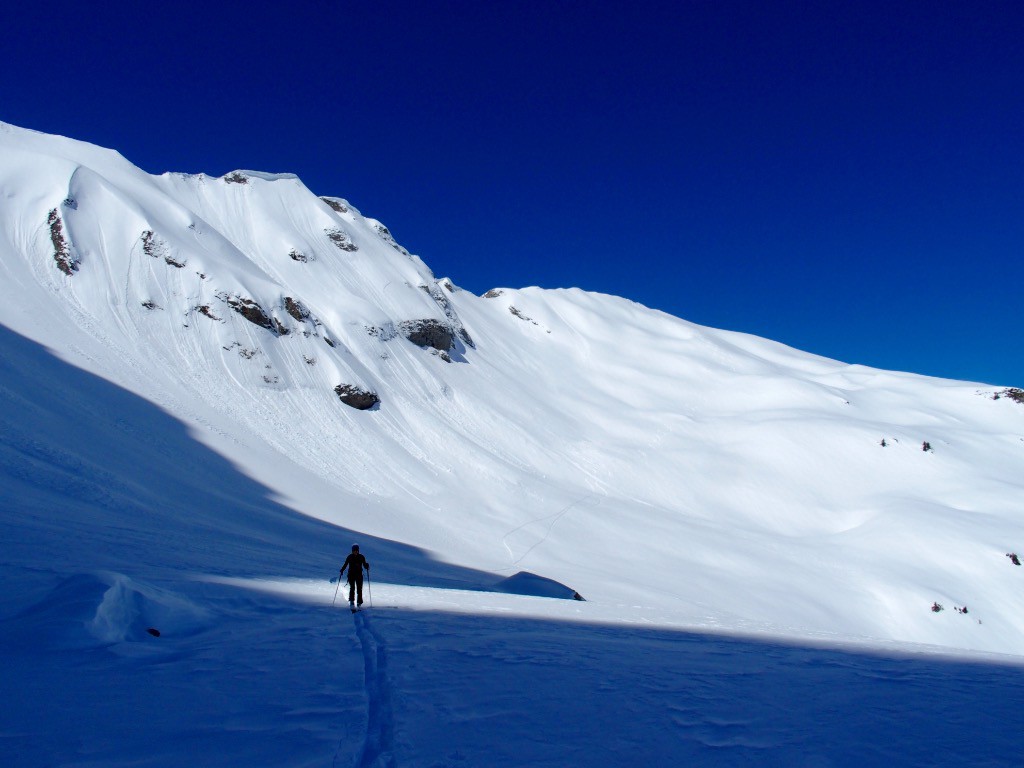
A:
[340,544,370,609]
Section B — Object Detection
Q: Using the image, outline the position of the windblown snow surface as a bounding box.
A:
[1,121,1023,767]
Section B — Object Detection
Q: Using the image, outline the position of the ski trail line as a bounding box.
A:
[351,611,396,768]
[500,494,601,569]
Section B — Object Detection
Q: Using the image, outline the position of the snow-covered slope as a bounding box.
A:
[2,122,1023,766]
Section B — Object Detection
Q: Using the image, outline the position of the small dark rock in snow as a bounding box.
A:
[223,295,288,336]
[146,627,161,637]
[325,227,358,251]
[998,388,1024,404]
[334,384,379,410]
[320,196,348,213]
[400,319,453,352]
[284,296,309,322]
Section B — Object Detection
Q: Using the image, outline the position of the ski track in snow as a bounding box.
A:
[350,610,396,768]
[499,493,601,569]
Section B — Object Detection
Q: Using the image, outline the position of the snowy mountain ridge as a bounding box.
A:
[2,120,1024,766]
[2,119,1023,652]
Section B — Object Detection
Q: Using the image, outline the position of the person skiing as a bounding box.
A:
[340,544,370,609]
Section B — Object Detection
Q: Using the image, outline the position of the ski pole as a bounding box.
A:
[332,572,341,607]
[367,571,373,608]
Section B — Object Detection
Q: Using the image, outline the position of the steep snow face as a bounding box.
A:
[1,121,1023,654]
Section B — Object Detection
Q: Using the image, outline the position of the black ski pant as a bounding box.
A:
[348,574,364,605]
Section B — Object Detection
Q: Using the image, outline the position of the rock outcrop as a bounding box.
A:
[334,384,379,410]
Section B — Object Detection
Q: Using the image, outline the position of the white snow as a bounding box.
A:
[1,121,1023,766]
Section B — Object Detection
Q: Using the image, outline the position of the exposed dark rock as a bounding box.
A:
[197,305,221,321]
[222,294,288,336]
[320,197,348,213]
[325,228,358,252]
[284,296,309,322]
[400,319,453,352]
[1008,552,1021,566]
[509,306,539,326]
[483,289,504,299]
[289,249,309,263]
[334,384,379,410]
[324,337,336,348]
[48,209,79,275]
[62,197,77,210]
[420,283,475,350]
[141,300,158,310]
[141,230,184,267]
[371,221,410,255]
[999,388,1024,404]
[223,172,249,184]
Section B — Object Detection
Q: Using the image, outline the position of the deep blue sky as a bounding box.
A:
[4,2,1022,385]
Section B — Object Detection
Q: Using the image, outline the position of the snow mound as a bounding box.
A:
[492,571,581,600]
[86,572,211,644]
[5,573,208,650]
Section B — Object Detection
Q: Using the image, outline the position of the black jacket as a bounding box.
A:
[341,553,369,581]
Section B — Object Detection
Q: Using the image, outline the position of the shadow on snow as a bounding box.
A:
[365,606,1024,768]
[0,323,511,607]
